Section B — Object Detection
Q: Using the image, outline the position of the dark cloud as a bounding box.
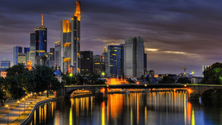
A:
[0,0,222,75]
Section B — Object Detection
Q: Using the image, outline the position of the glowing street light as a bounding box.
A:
[22,98,25,112]
[5,104,10,125]
[17,100,20,117]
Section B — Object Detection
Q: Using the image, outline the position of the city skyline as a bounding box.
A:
[1,0,222,75]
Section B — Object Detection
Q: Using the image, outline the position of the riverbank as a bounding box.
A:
[0,95,60,125]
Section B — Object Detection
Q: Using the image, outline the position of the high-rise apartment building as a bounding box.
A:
[30,15,47,66]
[124,36,144,78]
[102,47,108,75]
[0,58,10,71]
[80,51,93,74]
[61,1,81,74]
[54,41,61,69]
[13,46,22,65]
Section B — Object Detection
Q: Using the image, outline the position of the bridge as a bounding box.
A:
[61,84,222,100]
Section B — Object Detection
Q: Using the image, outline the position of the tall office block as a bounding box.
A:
[108,45,121,77]
[30,15,47,66]
[80,51,93,74]
[30,33,37,66]
[0,58,10,71]
[24,47,30,62]
[13,46,22,65]
[17,53,26,65]
[55,41,61,69]
[144,53,147,73]
[124,36,144,78]
[102,47,108,75]
[93,55,104,75]
[61,0,81,74]
[118,44,124,77]
[49,48,55,67]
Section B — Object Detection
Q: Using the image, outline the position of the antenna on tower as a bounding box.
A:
[41,14,43,26]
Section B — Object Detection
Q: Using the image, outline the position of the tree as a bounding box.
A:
[4,64,28,99]
[177,77,191,84]
[159,76,175,84]
[201,62,222,84]
[0,77,6,105]
[62,73,77,85]
[25,65,58,97]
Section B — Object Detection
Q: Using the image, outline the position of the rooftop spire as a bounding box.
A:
[41,14,43,26]
[74,0,81,21]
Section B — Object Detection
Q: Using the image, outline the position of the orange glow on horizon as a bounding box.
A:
[105,77,126,85]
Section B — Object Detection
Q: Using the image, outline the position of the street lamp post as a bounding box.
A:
[5,104,9,125]
[17,100,20,117]
[22,98,25,112]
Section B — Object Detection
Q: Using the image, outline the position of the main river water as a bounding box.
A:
[28,91,222,125]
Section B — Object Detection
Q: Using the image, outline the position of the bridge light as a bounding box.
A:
[184,85,187,87]
[144,84,147,87]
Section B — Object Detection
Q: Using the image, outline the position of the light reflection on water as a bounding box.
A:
[29,91,222,125]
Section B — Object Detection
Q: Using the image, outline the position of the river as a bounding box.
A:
[28,91,222,125]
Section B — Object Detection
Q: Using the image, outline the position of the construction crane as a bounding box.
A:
[179,66,187,75]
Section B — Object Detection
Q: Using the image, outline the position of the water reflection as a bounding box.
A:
[29,91,222,125]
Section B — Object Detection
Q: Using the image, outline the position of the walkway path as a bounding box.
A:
[0,96,50,125]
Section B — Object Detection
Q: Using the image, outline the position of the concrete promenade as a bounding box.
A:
[0,96,52,125]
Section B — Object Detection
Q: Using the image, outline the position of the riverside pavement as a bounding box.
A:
[0,96,52,125]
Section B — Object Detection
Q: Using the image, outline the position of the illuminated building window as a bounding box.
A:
[87,58,89,60]
[74,37,76,40]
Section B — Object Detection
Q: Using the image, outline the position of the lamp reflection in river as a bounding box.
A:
[109,94,123,119]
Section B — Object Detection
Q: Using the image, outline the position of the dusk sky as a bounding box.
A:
[1,0,222,76]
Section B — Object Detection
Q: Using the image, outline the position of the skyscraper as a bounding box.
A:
[29,15,47,66]
[108,45,121,77]
[24,47,30,62]
[13,46,22,65]
[102,47,108,75]
[80,51,93,74]
[54,41,61,69]
[118,44,124,77]
[61,0,81,74]
[49,48,55,67]
[124,36,144,78]
[93,55,104,75]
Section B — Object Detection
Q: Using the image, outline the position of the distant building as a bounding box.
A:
[17,53,26,65]
[13,46,22,65]
[0,58,10,71]
[61,1,81,74]
[93,55,104,75]
[80,51,93,74]
[108,45,120,77]
[54,41,61,69]
[24,47,30,62]
[49,48,55,67]
[102,47,108,75]
[191,76,202,84]
[30,15,47,66]
[202,65,210,77]
[124,36,144,78]
[0,71,7,78]
[35,55,47,66]
[144,53,147,74]
[118,44,124,77]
